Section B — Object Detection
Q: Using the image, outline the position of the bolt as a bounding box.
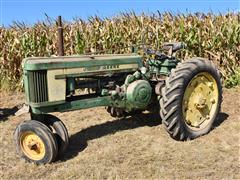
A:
[185,118,191,124]
[208,82,213,88]
[210,98,215,104]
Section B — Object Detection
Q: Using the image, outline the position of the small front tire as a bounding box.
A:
[14,120,58,164]
[42,114,69,156]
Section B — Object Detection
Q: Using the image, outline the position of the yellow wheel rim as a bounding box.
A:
[20,131,46,161]
[182,72,219,130]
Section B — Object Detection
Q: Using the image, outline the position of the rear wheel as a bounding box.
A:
[14,120,58,164]
[160,58,222,140]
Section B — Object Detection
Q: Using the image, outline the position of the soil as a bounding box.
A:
[0,88,239,179]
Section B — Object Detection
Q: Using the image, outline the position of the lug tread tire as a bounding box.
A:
[160,58,222,141]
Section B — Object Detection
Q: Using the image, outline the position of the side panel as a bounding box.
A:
[56,63,139,78]
[47,69,66,102]
[31,96,112,114]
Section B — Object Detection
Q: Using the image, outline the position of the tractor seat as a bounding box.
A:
[162,42,186,52]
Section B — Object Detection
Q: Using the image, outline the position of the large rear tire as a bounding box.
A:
[160,58,222,140]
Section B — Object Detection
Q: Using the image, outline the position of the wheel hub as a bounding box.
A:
[182,72,218,129]
[195,95,207,109]
[20,131,45,160]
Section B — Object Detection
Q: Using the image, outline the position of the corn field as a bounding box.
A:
[0,12,239,90]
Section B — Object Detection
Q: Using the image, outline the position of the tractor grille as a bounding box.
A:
[28,70,48,103]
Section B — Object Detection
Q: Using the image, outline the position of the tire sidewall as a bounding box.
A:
[43,114,69,155]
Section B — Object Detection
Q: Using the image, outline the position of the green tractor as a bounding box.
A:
[14,42,222,164]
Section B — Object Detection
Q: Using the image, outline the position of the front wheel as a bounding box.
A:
[42,114,69,156]
[14,120,58,164]
[160,58,222,140]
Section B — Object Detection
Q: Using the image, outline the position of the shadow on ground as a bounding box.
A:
[59,111,229,162]
[213,112,229,128]
[60,112,161,162]
[0,106,19,121]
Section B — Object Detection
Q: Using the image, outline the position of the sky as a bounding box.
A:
[1,0,239,26]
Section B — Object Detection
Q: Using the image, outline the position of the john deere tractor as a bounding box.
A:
[14,42,222,164]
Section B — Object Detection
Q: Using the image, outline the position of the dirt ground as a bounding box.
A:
[0,88,240,179]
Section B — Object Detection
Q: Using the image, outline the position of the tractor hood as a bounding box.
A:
[23,54,142,72]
